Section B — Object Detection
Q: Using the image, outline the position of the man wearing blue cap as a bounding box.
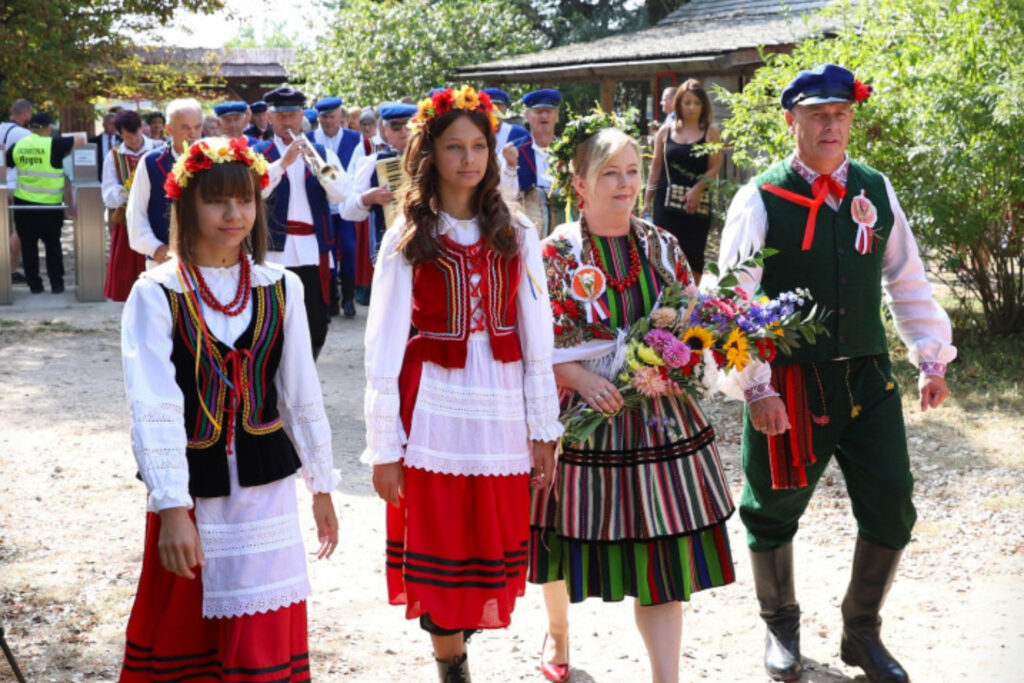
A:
[312,96,366,317]
[482,87,531,152]
[213,102,258,146]
[244,100,271,141]
[255,86,353,360]
[340,102,415,303]
[512,88,561,237]
[719,64,955,682]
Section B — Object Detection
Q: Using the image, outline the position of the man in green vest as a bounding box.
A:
[719,64,956,683]
[6,112,82,293]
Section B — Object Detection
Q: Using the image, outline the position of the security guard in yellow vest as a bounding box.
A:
[6,112,82,293]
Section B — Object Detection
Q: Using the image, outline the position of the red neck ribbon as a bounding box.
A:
[762,174,847,251]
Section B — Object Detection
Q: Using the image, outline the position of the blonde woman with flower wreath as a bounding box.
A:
[118,137,339,681]
[362,86,562,682]
[529,120,736,683]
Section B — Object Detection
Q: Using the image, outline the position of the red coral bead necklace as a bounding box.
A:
[190,249,252,316]
[584,218,641,292]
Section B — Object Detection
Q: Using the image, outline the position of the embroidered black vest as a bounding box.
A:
[163,277,301,498]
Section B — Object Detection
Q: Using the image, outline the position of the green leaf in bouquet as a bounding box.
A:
[718,274,740,288]
[705,261,720,277]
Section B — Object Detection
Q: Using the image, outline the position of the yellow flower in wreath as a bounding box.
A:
[723,327,751,371]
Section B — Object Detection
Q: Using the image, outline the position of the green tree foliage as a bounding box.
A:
[0,0,224,109]
[225,21,298,49]
[295,0,544,106]
[718,0,1024,334]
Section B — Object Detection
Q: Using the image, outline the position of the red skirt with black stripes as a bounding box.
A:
[386,466,530,631]
[120,512,310,683]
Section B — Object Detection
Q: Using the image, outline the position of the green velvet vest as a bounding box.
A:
[755,159,893,364]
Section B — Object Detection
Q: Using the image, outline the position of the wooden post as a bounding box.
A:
[599,79,615,112]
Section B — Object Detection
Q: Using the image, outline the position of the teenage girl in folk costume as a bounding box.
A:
[362,87,563,683]
[119,137,339,682]
[530,124,735,683]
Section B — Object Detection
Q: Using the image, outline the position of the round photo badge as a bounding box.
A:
[570,265,610,322]
[851,189,879,255]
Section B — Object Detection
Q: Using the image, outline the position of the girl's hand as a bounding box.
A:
[372,462,405,507]
[157,507,205,580]
[571,366,624,414]
[312,493,339,560]
[530,440,556,489]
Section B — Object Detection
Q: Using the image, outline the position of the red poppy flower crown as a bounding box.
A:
[412,86,500,133]
[164,136,270,200]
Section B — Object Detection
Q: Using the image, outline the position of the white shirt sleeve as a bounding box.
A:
[274,270,340,492]
[515,224,564,442]
[121,276,192,512]
[879,175,957,369]
[346,138,367,174]
[340,154,377,222]
[264,159,286,197]
[126,157,166,258]
[361,222,413,465]
[716,183,773,399]
[101,149,124,209]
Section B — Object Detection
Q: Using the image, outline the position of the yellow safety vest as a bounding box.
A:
[12,133,64,204]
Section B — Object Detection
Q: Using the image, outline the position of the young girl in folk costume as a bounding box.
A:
[363,87,562,682]
[530,121,735,683]
[119,137,339,682]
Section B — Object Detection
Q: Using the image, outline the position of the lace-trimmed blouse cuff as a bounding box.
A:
[918,360,947,377]
[745,382,780,403]
[146,475,193,512]
[300,461,341,494]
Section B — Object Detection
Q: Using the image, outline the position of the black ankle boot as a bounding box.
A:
[750,545,803,681]
[435,652,471,683]
[341,276,356,317]
[840,537,910,682]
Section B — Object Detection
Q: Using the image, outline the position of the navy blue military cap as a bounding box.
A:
[482,88,510,106]
[213,101,248,117]
[379,103,418,121]
[521,89,561,109]
[265,87,307,112]
[781,64,857,110]
[315,97,343,113]
[250,100,268,114]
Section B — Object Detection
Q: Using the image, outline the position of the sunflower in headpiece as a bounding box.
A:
[412,86,499,133]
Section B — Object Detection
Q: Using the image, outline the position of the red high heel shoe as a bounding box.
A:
[540,633,570,682]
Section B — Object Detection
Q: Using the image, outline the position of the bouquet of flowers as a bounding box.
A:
[561,248,830,444]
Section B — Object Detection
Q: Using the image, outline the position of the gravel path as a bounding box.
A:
[0,295,1021,682]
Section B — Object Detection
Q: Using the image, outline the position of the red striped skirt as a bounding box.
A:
[386,466,530,631]
[104,217,145,302]
[120,512,310,682]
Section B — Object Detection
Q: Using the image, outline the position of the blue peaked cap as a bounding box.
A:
[482,88,510,105]
[315,96,343,113]
[379,103,418,121]
[213,101,247,117]
[521,89,561,108]
[781,64,856,110]
[304,108,318,123]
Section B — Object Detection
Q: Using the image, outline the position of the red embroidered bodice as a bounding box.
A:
[406,236,523,369]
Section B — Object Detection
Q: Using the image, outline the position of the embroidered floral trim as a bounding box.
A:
[745,382,781,403]
[198,512,302,559]
[417,378,526,421]
[203,586,309,620]
[403,453,532,477]
[918,360,947,377]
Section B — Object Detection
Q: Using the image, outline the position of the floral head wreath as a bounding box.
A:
[164,136,270,200]
[548,107,640,200]
[412,86,500,133]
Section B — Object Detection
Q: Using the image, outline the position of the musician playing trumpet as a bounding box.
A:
[255,87,353,360]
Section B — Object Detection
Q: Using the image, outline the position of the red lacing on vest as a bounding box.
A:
[465,242,488,332]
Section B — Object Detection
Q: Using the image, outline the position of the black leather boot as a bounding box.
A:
[840,537,910,682]
[750,545,803,681]
[435,652,471,683]
[341,275,356,317]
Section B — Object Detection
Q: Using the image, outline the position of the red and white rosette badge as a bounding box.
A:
[570,265,610,322]
[851,190,879,255]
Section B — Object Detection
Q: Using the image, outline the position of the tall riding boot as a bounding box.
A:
[341,275,356,318]
[750,544,803,681]
[435,652,471,683]
[840,537,910,682]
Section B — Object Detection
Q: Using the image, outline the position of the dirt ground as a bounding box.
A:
[1,284,1022,682]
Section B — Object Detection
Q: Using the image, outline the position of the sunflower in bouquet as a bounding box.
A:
[561,248,830,444]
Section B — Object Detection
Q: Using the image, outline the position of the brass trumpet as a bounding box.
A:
[287,128,340,183]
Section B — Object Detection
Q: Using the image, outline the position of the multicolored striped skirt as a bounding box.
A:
[529,393,736,605]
